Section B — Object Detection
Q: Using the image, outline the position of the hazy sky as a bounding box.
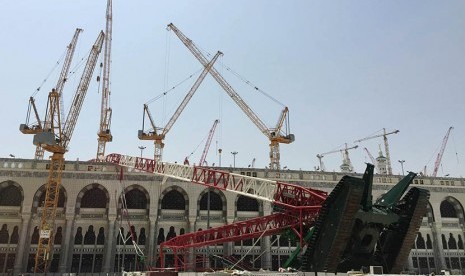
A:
[1,1,464,177]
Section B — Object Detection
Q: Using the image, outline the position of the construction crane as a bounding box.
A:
[199,119,219,166]
[432,126,454,177]
[96,0,113,161]
[20,28,83,160]
[316,144,358,172]
[354,128,399,175]
[29,31,104,273]
[167,23,294,175]
[364,147,376,164]
[138,51,222,161]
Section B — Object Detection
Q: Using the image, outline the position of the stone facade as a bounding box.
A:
[0,157,464,275]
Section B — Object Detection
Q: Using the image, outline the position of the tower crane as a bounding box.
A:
[167,23,294,175]
[138,51,222,161]
[316,144,358,172]
[364,147,376,165]
[432,126,454,177]
[354,128,399,175]
[96,0,113,161]
[199,119,219,166]
[20,28,83,160]
[28,31,104,273]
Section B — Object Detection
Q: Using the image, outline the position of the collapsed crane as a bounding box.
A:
[106,153,429,273]
[316,144,358,172]
[354,128,399,175]
[138,51,222,161]
[167,23,294,175]
[432,126,454,177]
[20,28,83,160]
[96,0,113,161]
[22,31,104,273]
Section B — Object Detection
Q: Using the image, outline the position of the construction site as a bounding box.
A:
[1,1,465,276]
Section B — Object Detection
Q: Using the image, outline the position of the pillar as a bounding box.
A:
[261,236,272,270]
[103,216,116,272]
[148,218,156,265]
[59,214,75,273]
[13,213,31,275]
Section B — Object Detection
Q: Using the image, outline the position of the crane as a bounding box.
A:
[29,31,104,273]
[167,23,294,175]
[354,128,399,175]
[364,147,376,164]
[138,51,222,161]
[432,126,454,177]
[96,0,113,161]
[20,28,83,160]
[316,144,358,172]
[199,119,219,166]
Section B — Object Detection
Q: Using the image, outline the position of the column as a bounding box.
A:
[59,214,75,273]
[103,216,116,272]
[13,213,31,275]
[433,222,446,270]
[261,236,272,270]
[148,218,156,264]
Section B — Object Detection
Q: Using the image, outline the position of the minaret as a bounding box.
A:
[376,145,388,175]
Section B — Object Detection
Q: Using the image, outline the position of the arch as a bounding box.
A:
[0,181,23,207]
[440,197,464,223]
[425,202,435,223]
[236,195,260,212]
[75,184,109,213]
[199,188,225,211]
[160,186,188,211]
[118,185,149,216]
[31,184,67,214]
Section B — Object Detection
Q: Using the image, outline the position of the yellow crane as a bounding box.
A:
[167,23,294,174]
[354,128,399,175]
[96,0,113,161]
[138,51,222,161]
[28,31,104,273]
[20,28,83,160]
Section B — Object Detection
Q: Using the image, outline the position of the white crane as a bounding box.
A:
[354,128,399,175]
[316,144,358,172]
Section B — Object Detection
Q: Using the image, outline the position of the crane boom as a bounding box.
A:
[32,31,104,273]
[20,28,82,160]
[354,128,399,174]
[432,126,454,177]
[199,119,219,166]
[138,51,222,161]
[96,0,113,161]
[167,23,294,172]
[316,144,358,172]
[364,147,376,164]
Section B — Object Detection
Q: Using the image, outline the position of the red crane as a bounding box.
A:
[105,153,327,270]
[199,119,219,166]
[432,126,454,177]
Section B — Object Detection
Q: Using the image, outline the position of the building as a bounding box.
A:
[0,157,464,275]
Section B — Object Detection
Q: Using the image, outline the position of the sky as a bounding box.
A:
[0,1,464,177]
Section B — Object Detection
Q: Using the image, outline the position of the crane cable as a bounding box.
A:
[31,50,67,97]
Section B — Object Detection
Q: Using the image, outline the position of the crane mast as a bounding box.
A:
[354,128,399,175]
[138,51,222,161]
[167,23,294,173]
[32,31,104,273]
[432,126,454,177]
[96,0,113,161]
[199,119,219,166]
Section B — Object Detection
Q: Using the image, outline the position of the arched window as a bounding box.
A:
[125,189,147,209]
[39,188,65,207]
[200,191,222,210]
[161,190,185,210]
[81,188,107,208]
[237,195,259,212]
[0,185,21,206]
[416,233,426,249]
[440,201,457,218]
